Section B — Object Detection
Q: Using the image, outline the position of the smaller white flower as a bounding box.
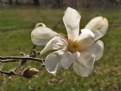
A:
[32,7,108,77]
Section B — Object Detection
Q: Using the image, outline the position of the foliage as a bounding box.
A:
[0,6,121,91]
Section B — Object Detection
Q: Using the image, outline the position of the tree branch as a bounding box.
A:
[0,56,45,63]
[0,70,22,76]
[0,49,44,77]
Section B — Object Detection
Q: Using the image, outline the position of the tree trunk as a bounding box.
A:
[71,0,77,8]
[45,0,48,6]
[15,0,20,5]
[56,0,61,8]
[0,0,3,7]
[33,0,40,6]
[9,0,13,5]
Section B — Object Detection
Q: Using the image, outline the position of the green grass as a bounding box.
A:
[0,6,121,91]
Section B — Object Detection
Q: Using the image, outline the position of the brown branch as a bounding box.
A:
[0,56,45,63]
[0,56,44,77]
[0,70,22,76]
[0,49,44,77]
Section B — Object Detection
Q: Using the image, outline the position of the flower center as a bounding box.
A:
[68,40,83,53]
[60,33,84,53]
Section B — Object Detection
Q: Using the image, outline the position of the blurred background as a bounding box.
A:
[0,0,121,8]
[0,0,121,91]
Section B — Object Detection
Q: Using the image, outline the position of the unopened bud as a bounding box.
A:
[23,66,39,78]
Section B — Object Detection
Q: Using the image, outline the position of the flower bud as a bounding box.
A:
[23,66,39,78]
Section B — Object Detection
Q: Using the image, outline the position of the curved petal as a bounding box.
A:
[45,50,64,75]
[63,7,81,40]
[40,37,67,55]
[73,53,95,77]
[80,29,95,38]
[60,52,78,69]
[31,24,59,45]
[85,16,108,40]
[92,40,104,60]
[83,40,104,61]
[78,29,95,50]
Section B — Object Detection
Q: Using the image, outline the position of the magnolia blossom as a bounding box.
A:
[31,7,108,77]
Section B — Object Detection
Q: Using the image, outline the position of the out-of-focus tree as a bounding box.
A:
[71,0,77,8]
[0,0,3,7]
[45,0,48,6]
[62,0,77,8]
[110,0,121,6]
[33,0,39,6]
[15,0,19,5]
[56,0,61,8]
[9,0,13,5]
[1,0,121,8]
[53,0,63,8]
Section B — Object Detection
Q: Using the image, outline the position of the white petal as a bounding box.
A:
[81,29,95,38]
[84,40,104,61]
[40,37,67,55]
[85,16,108,40]
[78,29,94,49]
[92,40,104,60]
[63,7,81,40]
[60,52,78,69]
[31,24,59,45]
[45,50,64,75]
[73,54,95,77]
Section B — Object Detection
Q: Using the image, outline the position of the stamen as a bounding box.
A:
[59,33,84,53]
[68,40,83,53]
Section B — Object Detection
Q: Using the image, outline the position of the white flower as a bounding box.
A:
[31,7,108,77]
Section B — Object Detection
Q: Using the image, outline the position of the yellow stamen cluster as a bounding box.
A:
[60,33,84,53]
[68,40,82,53]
